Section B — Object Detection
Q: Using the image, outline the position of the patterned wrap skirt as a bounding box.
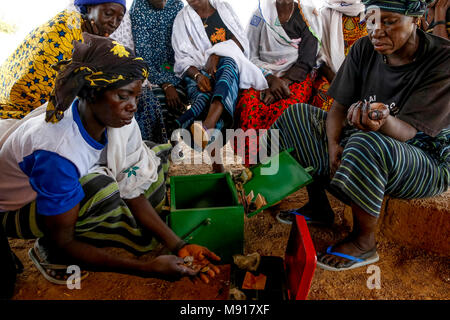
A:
[233,74,313,166]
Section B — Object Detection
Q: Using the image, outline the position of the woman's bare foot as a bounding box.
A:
[317,204,379,270]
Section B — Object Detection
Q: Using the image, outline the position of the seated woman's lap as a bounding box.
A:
[267,103,449,217]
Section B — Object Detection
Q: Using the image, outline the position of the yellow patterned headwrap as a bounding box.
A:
[45,33,148,123]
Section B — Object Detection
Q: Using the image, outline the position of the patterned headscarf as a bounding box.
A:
[74,0,127,14]
[362,0,433,16]
[45,33,148,123]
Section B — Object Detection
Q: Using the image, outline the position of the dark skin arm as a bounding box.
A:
[161,83,184,111]
[186,66,212,93]
[347,101,417,141]
[422,0,449,39]
[124,195,181,252]
[326,100,348,178]
[185,34,245,92]
[319,64,336,84]
[43,196,220,281]
[125,195,221,281]
[204,35,244,79]
[43,204,195,277]
[433,0,449,39]
[263,75,291,105]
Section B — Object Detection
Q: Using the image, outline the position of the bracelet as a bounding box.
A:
[433,20,447,26]
[172,240,187,254]
[193,72,202,81]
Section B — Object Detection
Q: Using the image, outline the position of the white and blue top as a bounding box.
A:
[0,100,107,215]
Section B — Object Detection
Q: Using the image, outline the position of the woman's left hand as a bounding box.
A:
[178,244,221,284]
[205,54,221,80]
[164,85,184,111]
[347,101,390,132]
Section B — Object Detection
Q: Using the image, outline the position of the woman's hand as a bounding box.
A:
[347,101,390,132]
[178,244,221,284]
[205,54,221,80]
[81,17,103,36]
[328,141,344,179]
[267,75,291,101]
[435,0,450,21]
[261,89,276,105]
[145,255,198,277]
[196,74,213,93]
[163,84,183,110]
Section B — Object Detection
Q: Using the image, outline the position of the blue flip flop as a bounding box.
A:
[317,245,379,271]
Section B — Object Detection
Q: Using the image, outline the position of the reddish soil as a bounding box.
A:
[8,147,450,300]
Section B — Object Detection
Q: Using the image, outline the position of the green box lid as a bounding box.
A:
[243,149,313,217]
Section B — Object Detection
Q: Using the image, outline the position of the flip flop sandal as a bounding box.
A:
[28,240,89,285]
[317,246,379,272]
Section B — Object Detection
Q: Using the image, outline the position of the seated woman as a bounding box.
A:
[234,0,322,166]
[0,34,220,283]
[0,0,127,142]
[420,0,449,39]
[171,0,268,171]
[309,0,368,111]
[264,0,449,271]
[110,0,188,144]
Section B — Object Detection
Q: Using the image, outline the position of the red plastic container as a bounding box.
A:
[284,215,317,300]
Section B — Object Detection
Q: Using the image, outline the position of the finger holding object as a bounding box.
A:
[206,268,216,278]
[351,104,362,127]
[211,264,221,275]
[199,273,210,284]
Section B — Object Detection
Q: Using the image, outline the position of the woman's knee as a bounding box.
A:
[345,131,392,156]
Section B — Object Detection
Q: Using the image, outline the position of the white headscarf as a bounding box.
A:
[319,0,365,73]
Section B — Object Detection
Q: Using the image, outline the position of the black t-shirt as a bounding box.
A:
[281,4,318,82]
[328,29,450,137]
[204,10,233,45]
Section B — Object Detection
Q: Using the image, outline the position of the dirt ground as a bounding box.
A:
[9,146,450,300]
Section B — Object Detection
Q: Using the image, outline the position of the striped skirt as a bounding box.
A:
[0,142,172,256]
[176,57,240,135]
[264,103,449,217]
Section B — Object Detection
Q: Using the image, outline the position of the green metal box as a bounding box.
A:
[168,150,313,263]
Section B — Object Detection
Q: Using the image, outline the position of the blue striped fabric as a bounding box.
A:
[176,57,240,131]
[266,103,449,217]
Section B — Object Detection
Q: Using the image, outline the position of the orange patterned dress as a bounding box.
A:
[310,15,367,111]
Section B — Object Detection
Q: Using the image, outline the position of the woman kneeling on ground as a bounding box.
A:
[266,0,449,271]
[171,0,268,172]
[0,34,219,283]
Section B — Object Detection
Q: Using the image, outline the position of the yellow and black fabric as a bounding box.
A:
[0,10,84,120]
[45,32,149,123]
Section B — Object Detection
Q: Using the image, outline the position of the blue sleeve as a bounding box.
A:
[19,150,85,216]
